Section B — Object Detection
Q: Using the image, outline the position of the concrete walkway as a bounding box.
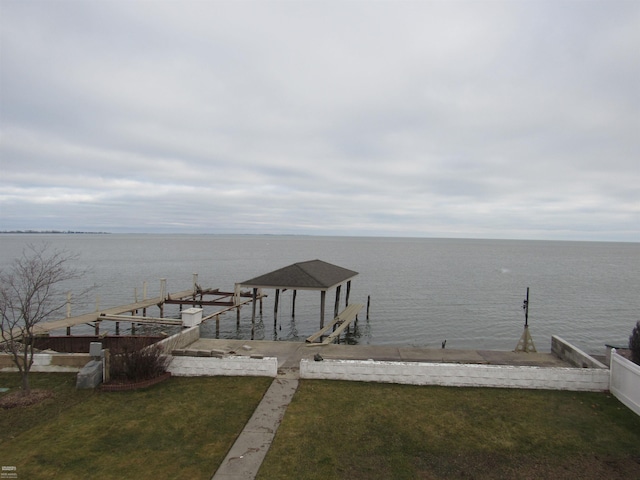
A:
[189,338,570,370]
[212,371,298,480]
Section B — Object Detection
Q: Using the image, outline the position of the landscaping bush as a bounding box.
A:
[630,321,640,365]
[109,339,170,382]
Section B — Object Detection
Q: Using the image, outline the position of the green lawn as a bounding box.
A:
[258,380,640,480]
[0,373,272,480]
[3,374,640,479]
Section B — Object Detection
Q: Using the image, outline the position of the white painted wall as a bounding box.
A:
[168,355,278,377]
[300,359,610,392]
[610,349,640,416]
[0,353,89,372]
[155,325,201,352]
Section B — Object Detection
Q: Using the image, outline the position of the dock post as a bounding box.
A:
[94,321,100,336]
[320,290,326,329]
[66,292,72,336]
[115,322,120,335]
[274,289,280,325]
[236,305,241,327]
[251,288,258,340]
[216,315,220,338]
[345,281,351,308]
[366,295,370,320]
[160,279,167,300]
[292,290,297,317]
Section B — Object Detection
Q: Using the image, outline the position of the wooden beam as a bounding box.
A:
[306,303,364,343]
[321,303,363,345]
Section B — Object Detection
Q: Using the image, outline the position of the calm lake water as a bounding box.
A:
[1,234,638,355]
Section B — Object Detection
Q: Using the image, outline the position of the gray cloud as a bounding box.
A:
[1,0,638,240]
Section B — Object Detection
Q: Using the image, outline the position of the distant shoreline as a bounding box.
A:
[0,230,111,235]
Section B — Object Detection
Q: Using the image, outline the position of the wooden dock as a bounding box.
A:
[30,287,264,337]
[306,303,363,344]
[32,289,196,335]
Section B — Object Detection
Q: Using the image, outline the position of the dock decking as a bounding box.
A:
[306,303,363,344]
[29,287,263,337]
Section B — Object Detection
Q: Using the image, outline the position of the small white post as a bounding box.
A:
[160,278,167,300]
[234,283,240,306]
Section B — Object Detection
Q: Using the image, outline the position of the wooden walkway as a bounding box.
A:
[32,289,196,335]
[306,303,363,344]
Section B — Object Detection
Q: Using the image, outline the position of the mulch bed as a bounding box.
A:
[0,389,54,409]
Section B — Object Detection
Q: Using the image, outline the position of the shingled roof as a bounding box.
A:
[238,259,358,291]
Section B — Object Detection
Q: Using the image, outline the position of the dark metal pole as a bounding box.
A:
[523,287,529,327]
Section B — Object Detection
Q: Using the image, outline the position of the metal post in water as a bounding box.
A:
[523,287,529,327]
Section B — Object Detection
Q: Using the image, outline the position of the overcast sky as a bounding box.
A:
[1,1,638,241]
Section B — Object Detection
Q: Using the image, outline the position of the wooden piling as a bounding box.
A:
[345,281,351,307]
[320,290,326,329]
[251,288,258,340]
[291,290,297,317]
[367,295,370,320]
[334,285,341,319]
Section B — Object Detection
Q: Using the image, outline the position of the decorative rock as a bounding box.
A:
[76,360,103,389]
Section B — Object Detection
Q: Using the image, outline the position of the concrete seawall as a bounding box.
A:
[300,358,610,392]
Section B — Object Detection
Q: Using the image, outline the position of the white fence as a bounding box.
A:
[300,359,610,392]
[610,349,640,416]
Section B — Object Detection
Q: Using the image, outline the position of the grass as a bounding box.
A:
[258,380,640,480]
[0,373,272,479]
[2,374,640,479]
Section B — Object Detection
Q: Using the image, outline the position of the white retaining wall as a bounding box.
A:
[168,355,278,377]
[610,349,640,416]
[155,326,201,353]
[551,335,607,369]
[0,353,89,373]
[300,359,610,392]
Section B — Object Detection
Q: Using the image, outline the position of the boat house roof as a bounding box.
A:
[237,259,358,291]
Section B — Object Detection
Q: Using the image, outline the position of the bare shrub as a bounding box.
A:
[109,339,170,382]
